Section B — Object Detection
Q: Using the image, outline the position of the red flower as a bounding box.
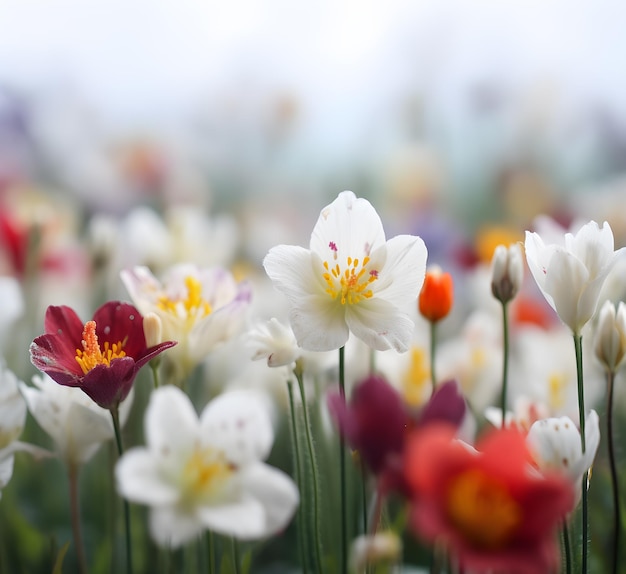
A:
[404,425,574,574]
[30,301,176,410]
[418,267,454,323]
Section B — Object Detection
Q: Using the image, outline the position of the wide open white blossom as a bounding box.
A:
[263,190,428,352]
[525,219,625,334]
[115,385,299,547]
[121,263,252,382]
[0,363,27,498]
[19,374,132,467]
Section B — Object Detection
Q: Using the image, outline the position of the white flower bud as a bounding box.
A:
[143,312,163,348]
[594,300,626,373]
[491,243,524,304]
[247,318,301,368]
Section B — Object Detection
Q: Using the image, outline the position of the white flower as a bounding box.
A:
[246,318,301,368]
[526,411,600,492]
[115,386,299,547]
[0,363,27,498]
[263,190,428,352]
[525,219,625,334]
[19,374,132,467]
[121,263,252,382]
[491,243,523,304]
[594,300,626,373]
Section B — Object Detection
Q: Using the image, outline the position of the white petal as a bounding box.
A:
[197,497,266,540]
[0,454,14,489]
[239,463,299,537]
[200,391,274,465]
[346,298,415,352]
[116,448,180,505]
[149,505,202,548]
[65,401,114,465]
[289,296,349,352]
[120,266,162,315]
[567,221,614,275]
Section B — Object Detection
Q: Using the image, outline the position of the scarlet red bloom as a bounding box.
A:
[30,301,176,410]
[418,267,453,323]
[404,425,574,574]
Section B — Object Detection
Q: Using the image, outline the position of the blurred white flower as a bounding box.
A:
[527,411,600,495]
[594,300,626,374]
[115,385,299,547]
[263,190,427,352]
[19,374,132,467]
[350,531,402,573]
[525,219,625,334]
[121,263,252,383]
[491,243,523,304]
[0,363,27,498]
[246,317,300,368]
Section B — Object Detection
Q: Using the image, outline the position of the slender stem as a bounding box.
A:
[68,462,89,574]
[287,380,309,574]
[573,333,587,574]
[231,538,240,574]
[295,365,324,574]
[500,301,510,429]
[206,532,215,574]
[339,346,348,574]
[562,519,572,574]
[150,362,160,389]
[429,321,437,393]
[111,407,133,574]
[360,461,368,536]
[606,370,620,574]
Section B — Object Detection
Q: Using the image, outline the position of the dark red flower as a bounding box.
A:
[404,425,575,574]
[30,301,176,410]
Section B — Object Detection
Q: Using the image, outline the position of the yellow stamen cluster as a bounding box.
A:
[181,448,233,503]
[323,256,378,305]
[157,276,212,319]
[75,321,127,374]
[446,469,521,549]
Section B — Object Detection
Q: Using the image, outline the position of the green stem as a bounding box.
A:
[206,531,215,574]
[573,333,587,574]
[429,321,437,393]
[339,346,348,574]
[231,538,240,574]
[500,301,510,429]
[68,462,89,574]
[295,364,324,574]
[287,380,309,574]
[606,370,620,574]
[111,406,133,574]
[150,361,160,389]
[562,519,572,574]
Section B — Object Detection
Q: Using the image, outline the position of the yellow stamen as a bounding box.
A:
[157,276,212,319]
[322,255,379,305]
[181,448,233,504]
[446,469,521,549]
[75,321,127,374]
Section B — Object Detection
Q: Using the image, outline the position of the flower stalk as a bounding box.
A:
[606,369,620,574]
[339,345,348,574]
[68,462,88,574]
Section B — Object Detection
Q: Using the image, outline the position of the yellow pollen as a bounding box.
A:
[157,275,212,319]
[446,469,521,549]
[548,372,566,410]
[322,255,378,305]
[75,321,127,374]
[181,448,233,503]
[402,347,430,407]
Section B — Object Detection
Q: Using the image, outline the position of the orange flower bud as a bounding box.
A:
[418,267,453,323]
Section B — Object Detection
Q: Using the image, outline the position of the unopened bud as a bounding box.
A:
[143,312,163,348]
[418,266,454,323]
[594,300,626,373]
[491,243,523,304]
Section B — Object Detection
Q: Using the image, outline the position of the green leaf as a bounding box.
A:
[52,541,70,574]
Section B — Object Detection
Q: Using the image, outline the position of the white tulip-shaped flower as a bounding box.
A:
[525,220,625,334]
[491,243,524,304]
[115,386,299,547]
[526,410,600,492]
[0,363,27,498]
[19,374,132,467]
[121,263,252,381]
[594,300,626,373]
[263,191,428,352]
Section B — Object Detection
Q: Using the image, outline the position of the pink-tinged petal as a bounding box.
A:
[79,358,137,408]
[310,191,386,262]
[42,306,84,364]
[238,463,299,536]
[149,506,202,548]
[92,301,146,357]
[374,235,428,307]
[201,390,274,466]
[116,448,179,506]
[29,335,84,381]
[197,497,266,540]
[289,296,349,352]
[346,298,414,352]
[120,266,161,315]
[199,267,239,308]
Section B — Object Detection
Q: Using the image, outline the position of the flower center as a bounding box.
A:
[446,469,521,549]
[181,447,233,504]
[323,251,379,305]
[157,275,212,319]
[75,321,127,374]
